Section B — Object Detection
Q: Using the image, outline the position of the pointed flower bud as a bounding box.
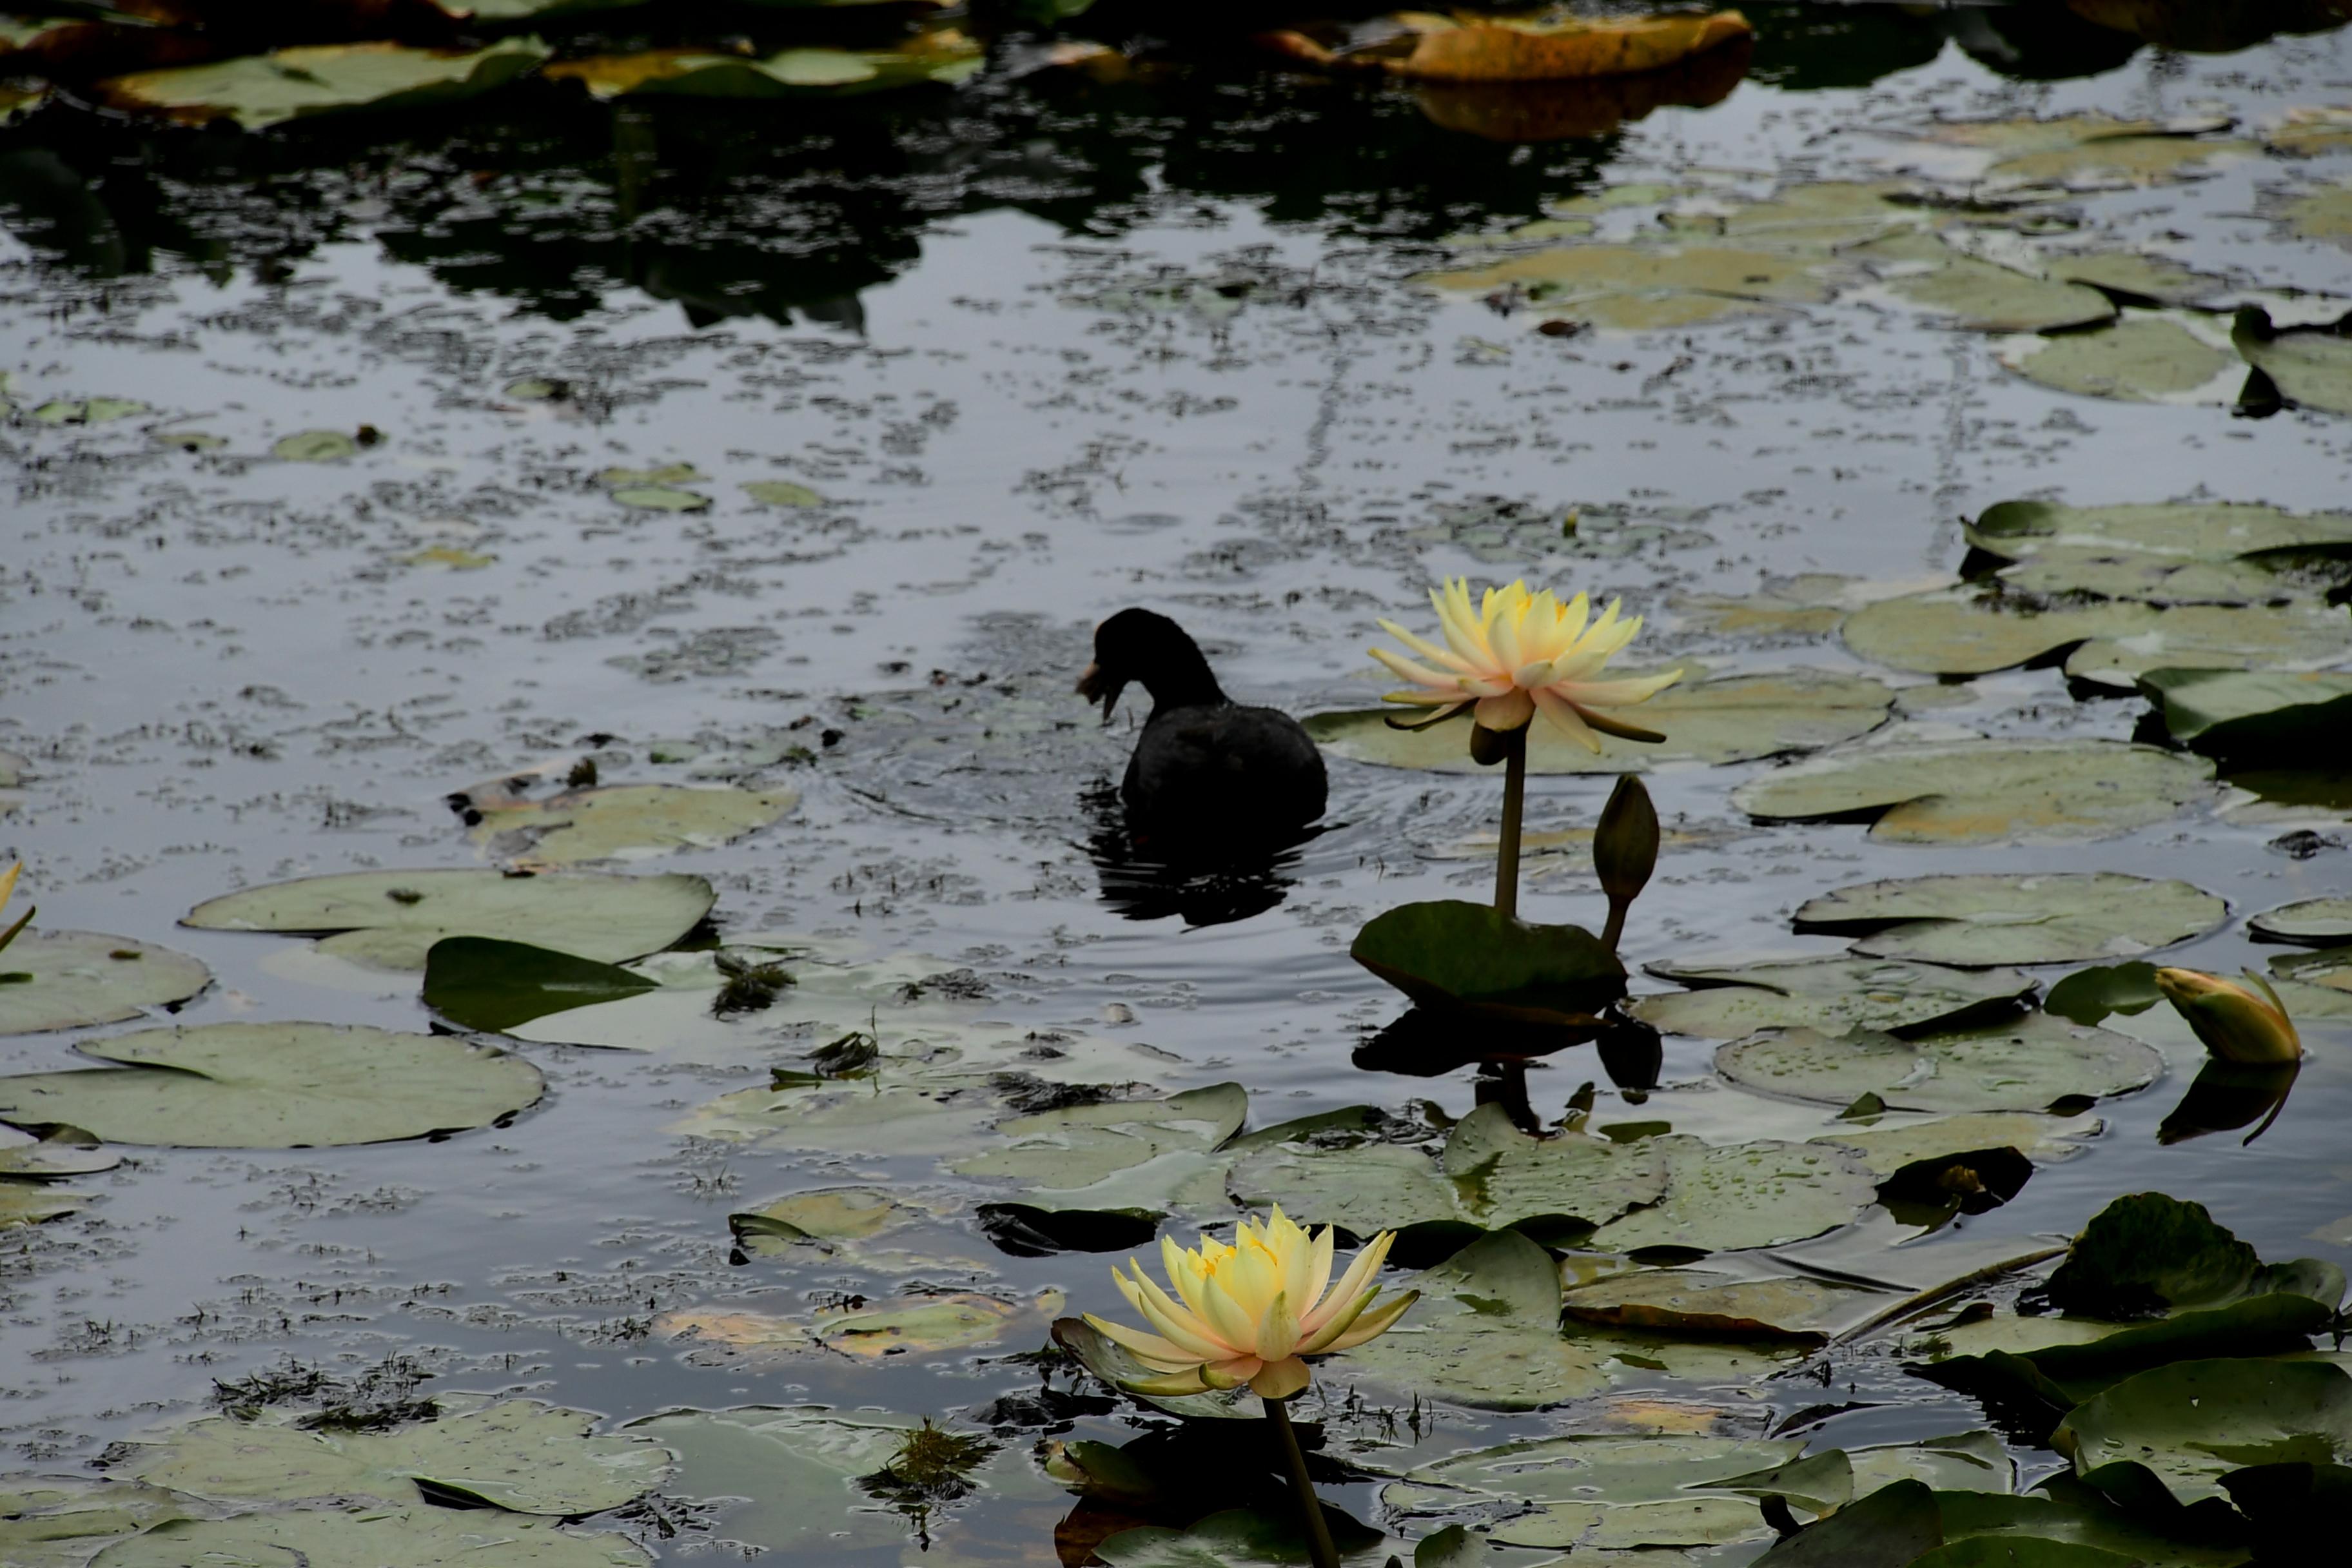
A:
[1592,774,1660,905]
[2153,966,2302,1066]
[0,861,30,959]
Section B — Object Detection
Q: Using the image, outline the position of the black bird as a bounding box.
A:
[1076,609,1328,846]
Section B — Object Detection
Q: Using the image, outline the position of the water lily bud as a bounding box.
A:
[0,861,30,958]
[1592,774,1660,905]
[2153,966,2302,1066]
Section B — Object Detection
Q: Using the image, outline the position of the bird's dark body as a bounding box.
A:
[1079,608,1328,848]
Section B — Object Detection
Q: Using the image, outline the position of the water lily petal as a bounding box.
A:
[1322,1288,1420,1352]
[1250,1356,1311,1400]
[1553,669,1682,709]
[1377,618,1477,675]
[1533,687,1603,753]
[1082,1313,1204,1371]
[1255,1289,1300,1362]
[1295,1286,1374,1353]
[1475,689,1536,731]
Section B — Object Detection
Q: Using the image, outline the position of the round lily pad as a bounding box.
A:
[1843,585,2350,680]
[0,1128,120,1180]
[0,930,211,1036]
[743,480,823,508]
[1304,670,1894,774]
[2000,314,2241,402]
[1716,1013,2163,1113]
[467,784,798,867]
[608,485,710,512]
[2056,1358,2352,1508]
[1335,1230,1611,1410]
[120,1397,672,1516]
[0,1023,544,1148]
[1632,956,2035,1039]
[0,1185,86,1226]
[1811,1111,2103,1176]
[950,1083,1246,1196]
[2251,897,2352,945]
[182,868,714,970]
[99,38,549,132]
[657,1289,1062,1367]
[1351,900,1624,1023]
[1967,499,2352,566]
[2137,668,2352,761]
[271,429,358,462]
[88,1507,647,1567]
[1560,1269,1892,1341]
[1732,739,2215,845]
[2235,308,2352,417]
[1870,242,2118,333]
[1588,1135,1878,1254]
[1793,873,2226,966]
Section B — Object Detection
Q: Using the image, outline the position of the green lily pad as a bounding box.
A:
[2235,308,2352,417]
[0,930,211,1036]
[183,868,714,970]
[1865,236,2117,333]
[0,1023,544,1148]
[596,464,703,487]
[422,937,659,1034]
[1424,240,1834,330]
[1732,738,2215,844]
[2138,669,2352,761]
[1589,1135,1879,1254]
[657,1289,1062,1367]
[608,485,710,512]
[2001,313,2242,402]
[1229,1101,1668,1244]
[951,1084,1247,1233]
[0,1127,120,1181]
[2042,1192,2320,1318]
[1336,1230,1612,1410]
[2047,252,2231,307]
[101,39,549,131]
[1716,1013,2164,1113]
[2250,898,2352,945]
[1750,1478,1942,1566]
[466,783,798,867]
[2045,962,2167,1026]
[1560,1268,1896,1341]
[1351,901,1624,1023]
[2057,1358,2352,1509]
[0,1482,193,1568]
[119,1396,672,1515]
[2280,177,2352,244]
[1632,956,2035,1039]
[271,429,358,462]
[1792,873,2226,966]
[1095,1507,1393,1567]
[29,397,147,425]
[1968,498,2352,566]
[1304,670,1894,774]
[88,1507,648,1567]
[728,1186,930,1256]
[743,480,824,507]
[1922,115,2257,194]
[1812,1110,2104,1177]
[543,35,983,100]
[622,1405,1046,1559]
[2271,948,2352,1019]
[0,1185,87,1226]
[1937,1482,2251,1567]
[1843,583,2351,681]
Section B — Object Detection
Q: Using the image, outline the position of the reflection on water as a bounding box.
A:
[1081,783,1309,927]
[2158,1057,2302,1146]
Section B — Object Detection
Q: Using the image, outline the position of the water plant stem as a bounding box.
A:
[1494,729,1527,919]
[1602,896,1629,954]
[1265,1396,1338,1568]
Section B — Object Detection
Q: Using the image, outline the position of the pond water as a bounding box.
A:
[5,4,2352,1565]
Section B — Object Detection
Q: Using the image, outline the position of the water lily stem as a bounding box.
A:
[1266,1396,1338,1568]
[1495,729,1527,920]
[1602,895,1629,954]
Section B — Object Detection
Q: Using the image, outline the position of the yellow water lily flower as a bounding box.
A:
[2155,966,2302,1066]
[1084,1207,1416,1400]
[0,861,29,957]
[1372,578,1681,750]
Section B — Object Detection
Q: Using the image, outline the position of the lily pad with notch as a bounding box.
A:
[99,39,550,131]
[0,930,211,1037]
[1632,956,2035,1039]
[1794,873,2226,967]
[1352,900,1625,1024]
[1842,583,2350,683]
[1335,1230,1613,1411]
[182,867,714,971]
[0,1022,544,1148]
[462,782,799,868]
[1716,1013,2162,1114]
[1587,1134,1879,1254]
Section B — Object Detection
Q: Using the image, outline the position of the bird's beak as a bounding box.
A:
[1076,661,1125,722]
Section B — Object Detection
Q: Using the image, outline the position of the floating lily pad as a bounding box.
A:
[1917,115,2257,195]
[607,485,710,512]
[1793,873,2226,966]
[1306,671,1894,774]
[29,397,146,425]
[88,1506,648,1567]
[1589,1135,1879,1254]
[0,930,211,1036]
[100,39,549,131]
[0,1482,193,1568]
[2001,313,2242,402]
[0,1127,120,1181]
[119,1397,672,1516]
[2235,308,2352,416]
[2250,898,2352,945]
[1936,1482,2255,1567]
[2048,252,2231,307]
[1865,236,2117,333]
[0,1023,543,1148]
[1336,1230,1612,1409]
[1230,1101,1667,1245]
[1716,1014,2163,1113]
[1560,1268,1895,1342]
[422,937,659,1034]
[271,429,358,462]
[952,1083,1246,1231]
[728,1186,930,1256]
[0,1185,86,1226]
[1750,1478,1941,1566]
[2279,177,2352,244]
[1632,956,2035,1039]
[184,868,714,970]
[657,1289,1062,1366]
[1422,241,1834,329]
[743,480,824,507]
[596,463,702,487]
[2042,1191,2342,1320]
[543,34,982,99]
[2138,668,2352,761]
[2057,1358,2352,1509]
[1733,739,2215,844]
[1969,498,2352,566]
[467,783,798,867]
[1095,1507,1393,1568]
[1351,901,1623,1024]
[1812,1110,2104,1176]
[2271,948,2352,1019]
[1843,583,2351,681]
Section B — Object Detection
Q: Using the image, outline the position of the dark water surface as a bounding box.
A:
[5,4,2352,1562]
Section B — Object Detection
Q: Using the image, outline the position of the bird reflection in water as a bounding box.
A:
[1353,1004,1665,1133]
[1081,781,1316,928]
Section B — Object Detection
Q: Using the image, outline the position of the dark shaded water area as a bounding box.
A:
[5,2,2352,1563]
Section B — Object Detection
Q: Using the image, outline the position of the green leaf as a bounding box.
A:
[743,480,824,507]
[1937,1481,2251,1567]
[0,930,211,1037]
[1095,1505,1392,1567]
[466,783,798,867]
[1732,738,2214,845]
[1634,956,2035,1039]
[1351,900,1624,1023]
[952,1083,1246,1190]
[1714,1013,2163,1113]
[1842,585,2349,683]
[183,867,714,971]
[2249,899,2352,945]
[1335,1230,1612,1410]
[2137,669,2352,761]
[2234,308,2352,418]
[1863,233,2117,333]
[1750,1477,1943,1565]
[607,485,709,512]
[1560,1268,1897,1341]
[1304,669,1894,773]
[2041,1193,2329,1318]
[101,39,549,131]
[0,1022,543,1148]
[422,936,659,1034]
[1052,1318,1259,1420]
[2001,313,2242,403]
[0,1184,87,1226]
[2045,963,2166,1026]
[1968,499,2352,567]
[1794,873,2224,966]
[542,35,982,101]
[86,1506,649,1566]
[270,429,358,462]
[117,1397,671,1516]
[1586,1134,1879,1254]
[2057,1358,2352,1509]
